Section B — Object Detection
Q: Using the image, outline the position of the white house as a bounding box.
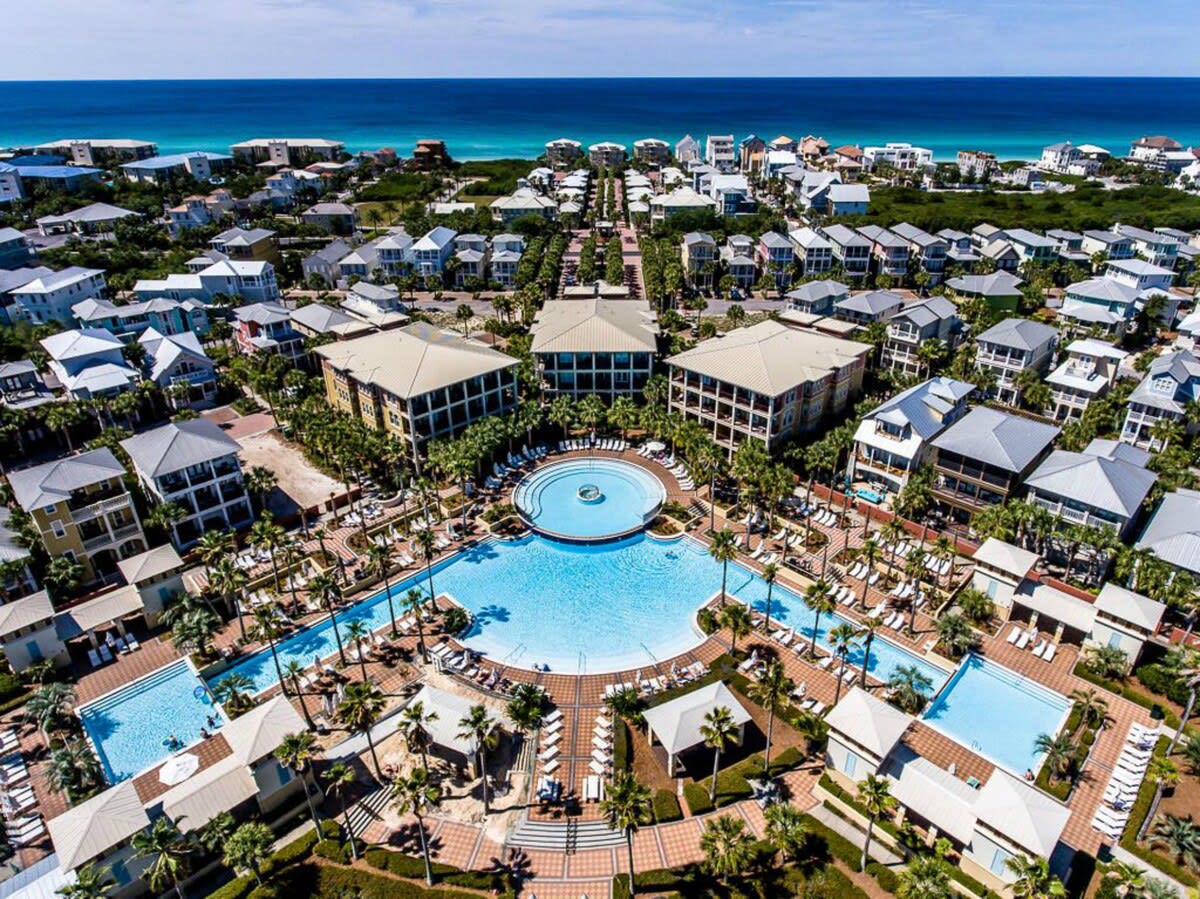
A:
[8,267,107,325]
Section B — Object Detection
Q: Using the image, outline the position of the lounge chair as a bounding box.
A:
[1042,643,1057,662]
[543,758,560,775]
[98,644,113,663]
[1015,631,1032,650]
[88,648,102,667]
[1006,626,1021,644]
[1031,641,1046,658]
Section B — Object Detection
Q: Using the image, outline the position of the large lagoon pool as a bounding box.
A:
[513,458,665,539]
[210,533,950,691]
[79,659,224,783]
[922,654,1070,775]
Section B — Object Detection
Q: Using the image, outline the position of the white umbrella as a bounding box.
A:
[645,440,665,452]
[159,753,200,786]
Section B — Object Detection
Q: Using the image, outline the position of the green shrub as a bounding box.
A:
[697,607,718,635]
[804,866,871,899]
[652,789,683,823]
[1073,664,1183,728]
[1118,737,1199,887]
[208,874,255,899]
[801,813,863,872]
[269,827,320,869]
[612,718,632,773]
[301,863,483,899]
[682,781,713,816]
[313,839,351,863]
[362,847,506,892]
[0,673,23,702]
[867,861,900,892]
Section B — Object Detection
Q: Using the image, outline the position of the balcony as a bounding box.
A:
[70,492,133,524]
[82,522,141,553]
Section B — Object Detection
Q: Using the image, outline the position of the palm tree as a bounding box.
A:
[223,823,274,886]
[1034,732,1076,783]
[46,741,104,801]
[249,607,286,691]
[700,705,738,804]
[308,572,347,666]
[803,579,836,657]
[249,514,286,592]
[132,817,193,899]
[856,774,896,870]
[57,864,114,899]
[719,602,752,654]
[858,618,880,688]
[505,684,546,737]
[700,815,754,885]
[601,772,653,898]
[25,682,75,746]
[1103,860,1146,898]
[899,855,953,899]
[413,527,438,604]
[366,542,400,636]
[828,622,861,704]
[749,660,793,774]
[276,730,321,826]
[1140,757,1182,841]
[887,664,934,714]
[207,556,248,639]
[457,704,498,814]
[764,803,809,862]
[857,541,882,608]
[171,607,221,659]
[390,767,443,886]
[708,528,738,606]
[934,612,976,659]
[402,588,429,661]
[761,562,778,632]
[196,812,234,858]
[1069,689,1109,732]
[337,681,386,779]
[1151,814,1200,871]
[212,672,254,715]
[322,761,360,860]
[1170,652,1200,753]
[345,619,371,681]
[1006,855,1066,898]
[399,700,439,769]
[605,686,645,729]
[282,659,316,729]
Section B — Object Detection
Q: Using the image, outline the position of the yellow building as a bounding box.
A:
[8,448,146,586]
[316,322,519,461]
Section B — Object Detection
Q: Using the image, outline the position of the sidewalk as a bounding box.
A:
[808,805,903,867]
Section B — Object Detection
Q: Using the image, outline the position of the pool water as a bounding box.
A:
[79,660,223,783]
[921,654,1070,775]
[211,533,949,689]
[513,458,665,539]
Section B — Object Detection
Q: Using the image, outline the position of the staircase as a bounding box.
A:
[508,818,624,853]
[345,784,391,838]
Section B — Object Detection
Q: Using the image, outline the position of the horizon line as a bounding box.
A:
[4,74,1200,84]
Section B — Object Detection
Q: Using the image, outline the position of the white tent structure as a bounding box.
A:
[642,681,752,776]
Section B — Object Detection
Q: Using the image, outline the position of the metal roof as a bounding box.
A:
[530,299,658,354]
[120,419,241,479]
[825,687,912,758]
[1026,445,1156,519]
[47,781,149,870]
[642,681,752,755]
[931,407,1059,473]
[1137,488,1200,576]
[976,318,1057,352]
[9,448,126,512]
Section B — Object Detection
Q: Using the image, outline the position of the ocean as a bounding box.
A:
[3,77,1200,162]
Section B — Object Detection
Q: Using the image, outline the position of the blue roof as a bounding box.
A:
[121,152,231,171]
[7,154,66,167]
[14,165,101,179]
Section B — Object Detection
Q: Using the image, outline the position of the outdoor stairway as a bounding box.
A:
[345,784,392,837]
[508,817,624,852]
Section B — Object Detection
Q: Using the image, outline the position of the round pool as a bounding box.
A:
[513,458,666,540]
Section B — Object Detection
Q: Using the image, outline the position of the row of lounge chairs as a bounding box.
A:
[845,561,881,584]
[87,632,141,668]
[1093,723,1159,839]
[343,502,384,528]
[0,748,40,846]
[1004,625,1058,662]
[810,508,841,528]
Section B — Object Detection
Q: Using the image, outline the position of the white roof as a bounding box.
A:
[530,299,658,354]
[883,746,978,844]
[1013,581,1097,633]
[159,756,258,832]
[55,585,145,640]
[1138,488,1200,576]
[121,419,240,478]
[9,448,125,512]
[974,769,1070,856]
[0,590,54,640]
[972,538,1037,580]
[406,684,490,756]
[47,781,149,869]
[825,687,912,758]
[222,696,306,765]
[1094,583,1165,633]
[10,267,102,296]
[117,544,184,584]
[315,322,516,400]
[667,320,869,396]
[642,681,752,755]
[40,328,123,362]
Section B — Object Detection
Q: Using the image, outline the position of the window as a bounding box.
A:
[51,521,66,539]
[842,751,857,777]
[989,847,1013,877]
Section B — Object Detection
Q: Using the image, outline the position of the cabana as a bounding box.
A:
[642,681,752,776]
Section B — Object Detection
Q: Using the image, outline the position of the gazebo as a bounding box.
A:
[642,681,752,776]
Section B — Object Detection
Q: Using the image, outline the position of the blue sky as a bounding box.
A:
[6,0,1200,79]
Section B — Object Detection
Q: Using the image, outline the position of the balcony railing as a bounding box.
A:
[82,522,141,553]
[71,493,133,524]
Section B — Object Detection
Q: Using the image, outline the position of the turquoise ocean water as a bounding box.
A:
[3,78,1200,161]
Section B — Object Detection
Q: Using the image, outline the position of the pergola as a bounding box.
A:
[642,681,752,777]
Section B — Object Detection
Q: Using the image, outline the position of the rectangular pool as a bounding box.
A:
[921,654,1070,775]
[79,660,225,783]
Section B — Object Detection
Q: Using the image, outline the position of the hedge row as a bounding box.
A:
[1072,664,1183,728]
[652,788,683,823]
[1120,736,1199,887]
[683,748,807,816]
[281,863,484,899]
[364,846,510,892]
[612,718,632,773]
